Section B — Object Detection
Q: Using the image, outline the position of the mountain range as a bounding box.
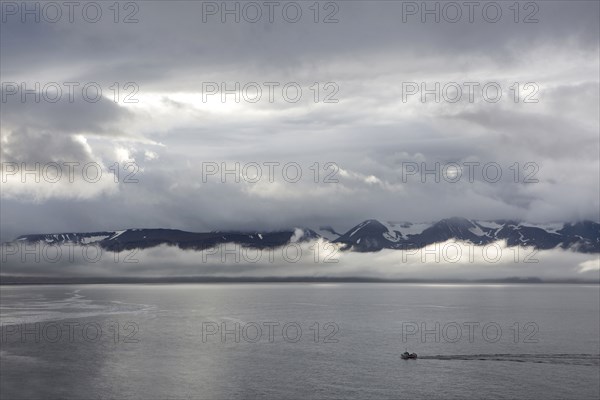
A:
[10,217,600,254]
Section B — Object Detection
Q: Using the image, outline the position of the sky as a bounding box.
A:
[1,0,599,243]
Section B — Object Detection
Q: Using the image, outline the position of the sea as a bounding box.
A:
[1,283,599,399]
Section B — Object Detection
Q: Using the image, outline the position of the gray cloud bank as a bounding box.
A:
[1,1,599,243]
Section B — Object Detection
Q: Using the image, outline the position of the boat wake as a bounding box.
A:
[418,353,600,366]
[0,290,156,326]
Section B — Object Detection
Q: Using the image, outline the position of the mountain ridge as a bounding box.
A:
[9,218,600,253]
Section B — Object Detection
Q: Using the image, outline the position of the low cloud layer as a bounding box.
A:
[1,240,598,282]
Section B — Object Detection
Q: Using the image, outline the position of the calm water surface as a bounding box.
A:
[1,284,599,399]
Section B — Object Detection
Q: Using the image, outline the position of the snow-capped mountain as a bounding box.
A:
[14,228,321,251]
[10,218,600,253]
[334,218,599,253]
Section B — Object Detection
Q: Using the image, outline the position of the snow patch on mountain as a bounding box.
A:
[81,235,110,244]
[382,231,402,242]
[469,225,486,237]
[109,230,126,240]
[521,222,564,233]
[349,221,371,237]
[476,221,503,230]
[386,222,432,237]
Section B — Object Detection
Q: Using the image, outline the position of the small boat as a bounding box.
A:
[401,351,418,360]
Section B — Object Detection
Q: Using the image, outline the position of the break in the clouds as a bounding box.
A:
[1,1,599,243]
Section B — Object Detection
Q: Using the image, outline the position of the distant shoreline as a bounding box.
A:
[1,276,598,285]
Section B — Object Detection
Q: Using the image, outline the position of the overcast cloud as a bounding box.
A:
[1,0,599,243]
